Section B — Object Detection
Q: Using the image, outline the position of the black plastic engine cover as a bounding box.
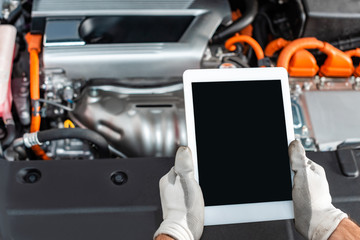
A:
[0,158,172,240]
[0,151,359,240]
[302,0,360,42]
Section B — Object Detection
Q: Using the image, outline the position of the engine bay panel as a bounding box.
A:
[1,0,360,238]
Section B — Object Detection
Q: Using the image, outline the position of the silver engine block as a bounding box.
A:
[70,84,187,157]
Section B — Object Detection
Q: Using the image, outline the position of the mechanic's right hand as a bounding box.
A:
[289,140,348,240]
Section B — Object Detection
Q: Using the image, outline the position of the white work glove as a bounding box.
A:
[289,140,348,240]
[154,146,204,240]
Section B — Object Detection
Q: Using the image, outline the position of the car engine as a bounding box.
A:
[2,0,360,161]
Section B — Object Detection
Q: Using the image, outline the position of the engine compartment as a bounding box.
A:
[1,0,360,160]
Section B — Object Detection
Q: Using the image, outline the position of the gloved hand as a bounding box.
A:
[154,146,204,240]
[289,140,348,240]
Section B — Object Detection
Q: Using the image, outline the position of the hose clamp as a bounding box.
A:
[4,118,15,125]
[31,100,41,116]
[23,132,42,148]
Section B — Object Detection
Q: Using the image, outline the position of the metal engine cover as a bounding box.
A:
[32,0,231,81]
[70,84,186,157]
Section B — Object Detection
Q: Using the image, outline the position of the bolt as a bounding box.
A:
[295,84,302,93]
[304,138,313,147]
[18,169,42,184]
[301,126,309,135]
[111,171,128,185]
[20,111,30,119]
[27,174,37,183]
[304,82,312,91]
[63,86,74,101]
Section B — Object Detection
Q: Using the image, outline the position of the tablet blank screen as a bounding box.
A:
[192,80,292,206]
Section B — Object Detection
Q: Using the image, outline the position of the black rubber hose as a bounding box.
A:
[37,128,110,158]
[7,4,22,24]
[1,121,16,150]
[212,0,258,43]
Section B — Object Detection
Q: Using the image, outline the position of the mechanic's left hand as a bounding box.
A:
[154,146,204,240]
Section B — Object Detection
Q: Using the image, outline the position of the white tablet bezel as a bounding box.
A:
[183,67,295,226]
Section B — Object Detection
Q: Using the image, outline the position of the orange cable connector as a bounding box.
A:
[277,37,353,77]
[266,38,319,77]
[345,48,360,77]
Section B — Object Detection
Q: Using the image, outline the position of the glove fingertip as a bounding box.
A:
[289,140,305,155]
[289,140,307,169]
[174,146,194,176]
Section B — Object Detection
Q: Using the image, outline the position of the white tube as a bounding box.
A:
[0,25,16,105]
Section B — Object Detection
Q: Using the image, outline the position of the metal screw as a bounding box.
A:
[304,82,312,91]
[63,86,74,101]
[20,111,30,119]
[17,169,42,184]
[304,138,313,147]
[111,171,128,185]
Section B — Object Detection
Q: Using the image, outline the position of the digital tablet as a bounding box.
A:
[183,67,295,225]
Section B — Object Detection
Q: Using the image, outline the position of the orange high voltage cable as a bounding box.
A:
[345,48,360,77]
[232,9,253,37]
[266,38,319,77]
[277,38,323,69]
[225,34,264,60]
[277,37,354,77]
[265,38,290,57]
[225,34,269,67]
[25,33,51,160]
[345,48,360,58]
